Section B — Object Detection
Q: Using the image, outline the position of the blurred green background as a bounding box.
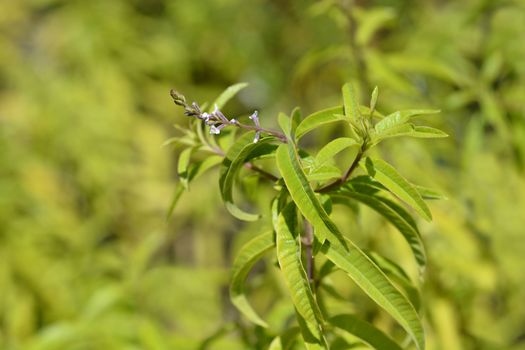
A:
[1,0,525,349]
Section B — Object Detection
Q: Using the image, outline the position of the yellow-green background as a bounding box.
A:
[1,0,524,349]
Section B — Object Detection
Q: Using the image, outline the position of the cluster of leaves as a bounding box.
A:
[169,83,447,349]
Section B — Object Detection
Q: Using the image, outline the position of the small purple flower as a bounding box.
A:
[213,105,229,123]
[253,131,261,143]
[210,124,226,135]
[249,111,260,127]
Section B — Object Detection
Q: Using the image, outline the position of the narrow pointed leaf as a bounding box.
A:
[314,137,359,168]
[166,183,184,220]
[295,310,327,350]
[230,231,275,327]
[307,165,342,182]
[211,82,248,111]
[275,203,325,343]
[329,314,403,350]
[167,156,223,219]
[320,240,425,350]
[275,144,346,246]
[291,107,302,139]
[367,252,421,310]
[332,190,426,272]
[276,145,425,350]
[296,105,384,141]
[219,132,275,221]
[278,112,292,139]
[177,148,192,189]
[414,185,448,200]
[295,106,345,141]
[375,109,440,134]
[342,83,361,120]
[409,126,448,138]
[370,86,379,114]
[276,144,425,350]
[364,158,432,221]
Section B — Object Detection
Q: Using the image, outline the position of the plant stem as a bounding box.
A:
[233,122,288,143]
[302,220,315,285]
[243,163,279,182]
[317,146,365,193]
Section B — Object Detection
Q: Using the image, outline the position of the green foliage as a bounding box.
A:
[169,82,446,349]
[2,1,525,349]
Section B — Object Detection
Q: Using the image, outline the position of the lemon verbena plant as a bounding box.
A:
[167,83,447,350]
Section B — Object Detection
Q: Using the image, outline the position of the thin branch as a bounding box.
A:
[316,146,365,193]
[243,163,279,182]
[302,220,315,286]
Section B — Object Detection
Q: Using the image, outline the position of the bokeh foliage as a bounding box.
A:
[0,0,524,349]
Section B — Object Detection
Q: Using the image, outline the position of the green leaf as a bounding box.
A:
[275,203,325,344]
[373,123,415,142]
[414,185,448,200]
[332,189,426,273]
[166,183,185,220]
[275,144,346,247]
[342,83,361,121]
[367,252,421,310]
[364,158,432,221]
[295,311,327,350]
[211,82,249,111]
[320,240,425,350]
[370,86,379,114]
[219,132,275,221]
[329,314,402,350]
[291,107,302,138]
[230,231,275,327]
[167,156,223,219]
[409,126,448,138]
[308,165,342,182]
[275,145,425,350]
[268,327,299,350]
[375,109,440,134]
[177,148,193,189]
[295,105,385,141]
[295,106,345,141]
[314,137,359,168]
[278,112,292,140]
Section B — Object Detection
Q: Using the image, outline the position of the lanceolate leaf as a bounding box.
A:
[414,184,448,200]
[367,251,421,310]
[342,83,361,121]
[211,82,249,111]
[275,203,325,345]
[278,112,292,139]
[320,240,425,350]
[295,310,327,350]
[409,126,448,138]
[167,156,223,219]
[219,132,275,221]
[329,314,403,350]
[276,145,425,350]
[364,158,432,221]
[307,165,341,182]
[177,148,193,189]
[375,109,440,134]
[230,231,275,327]
[314,137,359,168]
[275,144,346,247]
[332,189,427,272]
[295,106,345,141]
[296,105,385,141]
